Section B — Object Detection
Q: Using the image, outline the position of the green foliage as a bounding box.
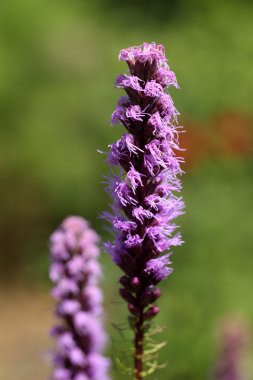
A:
[112,320,167,378]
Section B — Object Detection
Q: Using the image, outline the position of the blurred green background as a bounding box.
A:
[0,0,252,379]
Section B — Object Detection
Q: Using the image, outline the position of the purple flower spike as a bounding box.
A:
[103,43,185,379]
[49,216,111,380]
[214,320,248,380]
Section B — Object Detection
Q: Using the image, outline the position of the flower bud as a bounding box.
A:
[144,306,160,320]
[128,303,140,316]
[141,288,161,306]
[119,288,136,304]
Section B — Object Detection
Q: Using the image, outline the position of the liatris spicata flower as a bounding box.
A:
[214,320,248,380]
[49,216,111,380]
[103,43,184,379]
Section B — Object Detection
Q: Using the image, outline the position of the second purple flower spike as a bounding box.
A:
[103,43,185,379]
[49,216,111,380]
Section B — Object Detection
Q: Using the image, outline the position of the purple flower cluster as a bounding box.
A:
[49,216,111,380]
[215,321,248,380]
[103,43,184,377]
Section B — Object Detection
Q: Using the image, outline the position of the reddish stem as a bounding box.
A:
[134,307,144,380]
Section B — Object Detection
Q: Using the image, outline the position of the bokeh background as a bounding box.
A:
[0,0,252,379]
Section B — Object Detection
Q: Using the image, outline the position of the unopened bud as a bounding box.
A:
[128,303,140,316]
[119,276,139,291]
[144,306,159,320]
[142,288,161,306]
[119,275,132,289]
[119,288,136,304]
